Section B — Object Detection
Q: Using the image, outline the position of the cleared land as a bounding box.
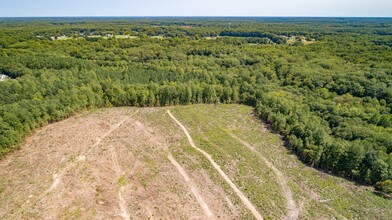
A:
[0,105,390,219]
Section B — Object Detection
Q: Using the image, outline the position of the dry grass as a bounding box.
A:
[0,107,233,219]
[0,105,390,219]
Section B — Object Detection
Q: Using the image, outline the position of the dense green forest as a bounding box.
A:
[0,17,391,194]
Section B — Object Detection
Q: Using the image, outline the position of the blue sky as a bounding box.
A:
[1,0,391,17]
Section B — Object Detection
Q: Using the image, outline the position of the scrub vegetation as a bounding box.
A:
[0,17,391,195]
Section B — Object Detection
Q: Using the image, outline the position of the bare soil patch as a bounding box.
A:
[0,108,234,219]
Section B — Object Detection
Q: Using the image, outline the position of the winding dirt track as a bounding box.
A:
[167,154,215,219]
[1,109,240,219]
[110,146,130,220]
[228,133,300,220]
[167,110,264,220]
[1,107,387,219]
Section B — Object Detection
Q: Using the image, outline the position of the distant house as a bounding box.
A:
[0,74,8,81]
[50,35,68,41]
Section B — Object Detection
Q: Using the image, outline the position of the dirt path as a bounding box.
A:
[111,146,130,220]
[12,110,140,219]
[167,110,263,220]
[43,116,130,196]
[167,154,215,219]
[48,110,139,189]
[228,133,300,220]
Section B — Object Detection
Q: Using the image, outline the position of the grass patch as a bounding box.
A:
[168,104,392,219]
[118,175,127,187]
[64,207,81,220]
[115,104,391,219]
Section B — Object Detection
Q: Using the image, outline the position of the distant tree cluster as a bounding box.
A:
[0,17,391,193]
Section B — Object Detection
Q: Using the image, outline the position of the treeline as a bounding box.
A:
[220,30,287,44]
[0,17,391,194]
[0,69,239,155]
[254,90,392,185]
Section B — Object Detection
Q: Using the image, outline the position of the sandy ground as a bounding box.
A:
[0,108,235,219]
[1,106,385,220]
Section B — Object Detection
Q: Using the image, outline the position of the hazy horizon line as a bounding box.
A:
[1,15,391,18]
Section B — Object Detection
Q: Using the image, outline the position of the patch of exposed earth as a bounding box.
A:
[0,108,235,219]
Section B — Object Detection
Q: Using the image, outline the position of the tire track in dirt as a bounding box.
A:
[44,110,139,194]
[167,110,263,220]
[110,146,130,220]
[300,186,347,220]
[43,116,129,195]
[167,154,215,219]
[43,174,61,195]
[228,132,299,220]
[14,110,139,218]
[224,195,238,216]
